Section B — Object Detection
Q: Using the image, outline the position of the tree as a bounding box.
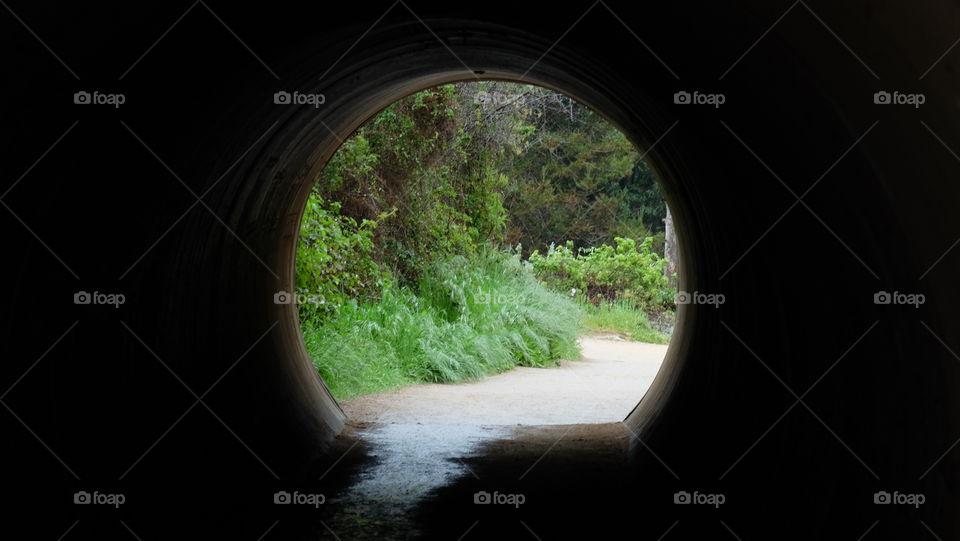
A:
[495,85,666,255]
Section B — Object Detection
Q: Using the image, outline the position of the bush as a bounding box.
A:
[295,194,391,323]
[529,236,676,313]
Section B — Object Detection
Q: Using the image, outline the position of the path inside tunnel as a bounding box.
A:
[314,336,666,539]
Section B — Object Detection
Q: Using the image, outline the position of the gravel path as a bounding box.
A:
[340,334,668,425]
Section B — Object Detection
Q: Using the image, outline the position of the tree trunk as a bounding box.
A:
[663,205,678,287]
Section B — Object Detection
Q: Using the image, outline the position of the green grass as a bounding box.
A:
[301,250,583,400]
[579,298,671,344]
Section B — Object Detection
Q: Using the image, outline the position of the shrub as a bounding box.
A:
[529,236,676,313]
[295,194,391,323]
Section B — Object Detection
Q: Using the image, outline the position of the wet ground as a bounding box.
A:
[320,423,515,537]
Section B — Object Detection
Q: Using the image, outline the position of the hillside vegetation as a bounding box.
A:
[296,82,675,399]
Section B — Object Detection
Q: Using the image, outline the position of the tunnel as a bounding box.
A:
[3,1,960,538]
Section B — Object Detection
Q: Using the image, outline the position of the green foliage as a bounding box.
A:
[301,250,582,400]
[295,194,390,322]
[529,236,676,313]
[308,81,671,284]
[626,159,668,234]
[313,84,510,283]
[499,88,668,254]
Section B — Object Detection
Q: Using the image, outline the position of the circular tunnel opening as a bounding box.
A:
[204,16,719,477]
[259,49,698,442]
[270,72,693,538]
[291,79,680,428]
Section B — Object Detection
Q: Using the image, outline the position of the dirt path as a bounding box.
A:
[341,334,667,425]
[318,335,668,539]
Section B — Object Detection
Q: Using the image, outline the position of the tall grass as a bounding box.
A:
[579,298,670,344]
[301,250,583,400]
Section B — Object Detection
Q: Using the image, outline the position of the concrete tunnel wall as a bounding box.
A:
[3,0,960,537]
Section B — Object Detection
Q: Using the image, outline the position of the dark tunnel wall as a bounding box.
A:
[2,1,960,538]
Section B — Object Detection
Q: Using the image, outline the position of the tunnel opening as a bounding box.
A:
[244,38,700,535]
[251,32,701,458]
[284,81,683,536]
[291,79,679,420]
